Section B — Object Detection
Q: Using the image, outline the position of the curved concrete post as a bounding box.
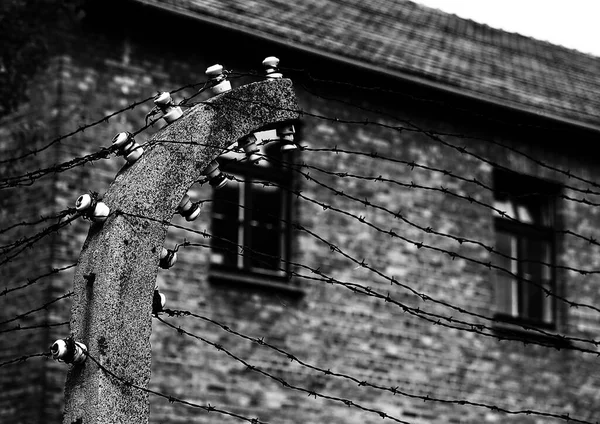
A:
[63,79,299,424]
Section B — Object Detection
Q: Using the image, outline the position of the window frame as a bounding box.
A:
[492,168,559,330]
[208,134,299,294]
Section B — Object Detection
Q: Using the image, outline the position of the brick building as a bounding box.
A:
[2,1,600,423]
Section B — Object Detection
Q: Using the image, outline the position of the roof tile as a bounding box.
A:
[136,0,600,128]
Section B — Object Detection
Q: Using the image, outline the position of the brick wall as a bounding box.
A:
[2,3,600,424]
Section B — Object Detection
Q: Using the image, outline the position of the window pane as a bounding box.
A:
[516,204,534,224]
[493,200,517,220]
[521,237,546,322]
[212,183,241,219]
[246,183,285,272]
[211,182,242,267]
[251,183,282,225]
[541,241,554,323]
[248,226,281,270]
[494,232,518,316]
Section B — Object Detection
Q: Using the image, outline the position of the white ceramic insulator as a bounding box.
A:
[263,56,282,78]
[160,248,177,268]
[211,80,231,94]
[240,136,261,163]
[262,56,279,67]
[167,252,177,268]
[154,92,172,106]
[51,339,68,360]
[125,145,143,163]
[159,293,166,309]
[212,177,228,190]
[186,205,201,221]
[92,202,110,223]
[112,132,131,149]
[160,247,169,260]
[72,342,87,364]
[205,64,230,94]
[204,160,220,178]
[163,106,183,123]
[75,194,92,211]
[239,134,259,153]
[178,195,192,213]
[277,124,295,140]
[281,143,298,152]
[205,64,224,78]
[185,206,200,222]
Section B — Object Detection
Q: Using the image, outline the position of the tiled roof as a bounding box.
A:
[135,0,600,130]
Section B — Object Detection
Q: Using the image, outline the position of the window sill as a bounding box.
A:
[492,314,572,349]
[208,267,305,299]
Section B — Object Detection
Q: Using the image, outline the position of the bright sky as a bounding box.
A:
[412,0,600,57]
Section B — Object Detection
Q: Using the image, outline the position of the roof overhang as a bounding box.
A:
[133,0,600,134]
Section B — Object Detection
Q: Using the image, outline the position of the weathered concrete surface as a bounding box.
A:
[62,79,299,424]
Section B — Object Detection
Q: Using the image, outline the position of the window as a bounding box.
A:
[209,130,294,287]
[492,169,558,328]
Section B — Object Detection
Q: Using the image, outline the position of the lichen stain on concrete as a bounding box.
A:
[98,336,108,356]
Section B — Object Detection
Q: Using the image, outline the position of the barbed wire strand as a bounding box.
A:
[0,214,78,267]
[0,208,73,236]
[0,291,73,327]
[172,236,598,353]
[0,321,68,335]
[282,158,600,276]
[0,263,77,297]
[224,170,600,316]
[0,263,76,298]
[179,237,599,351]
[290,74,600,193]
[162,307,592,423]
[0,79,211,166]
[0,352,50,369]
[197,95,600,199]
[84,352,271,424]
[300,146,600,209]
[156,316,414,424]
[118,212,598,353]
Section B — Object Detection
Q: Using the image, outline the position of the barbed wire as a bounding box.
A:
[0,106,246,191]
[244,67,577,133]
[300,146,600,209]
[162,307,593,423]
[285,160,600,275]
[0,352,50,369]
[297,146,600,252]
[155,316,414,424]
[176,227,600,355]
[289,72,600,193]
[84,351,271,424]
[0,208,73,236]
[0,321,68,334]
[0,209,76,251]
[0,263,76,298]
[117,211,599,353]
[195,95,600,199]
[0,213,78,267]
[172,236,599,353]
[0,291,73,327]
[0,79,209,166]
[1,74,598,421]
[224,171,600,316]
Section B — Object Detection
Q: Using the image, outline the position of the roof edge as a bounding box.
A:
[133,0,600,134]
